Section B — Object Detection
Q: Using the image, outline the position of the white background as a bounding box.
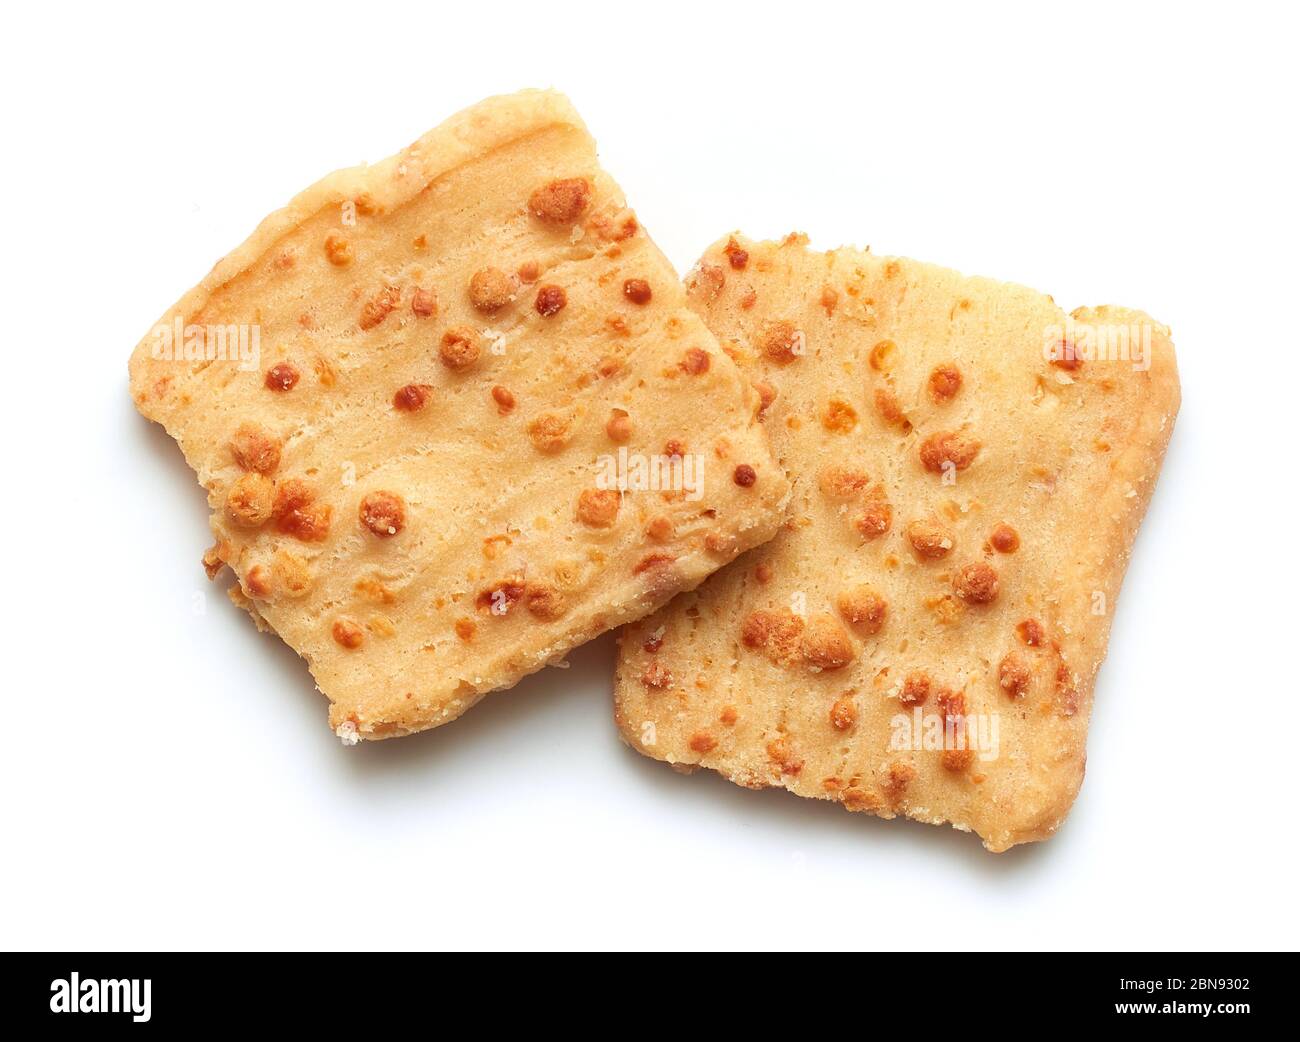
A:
[3,0,1297,951]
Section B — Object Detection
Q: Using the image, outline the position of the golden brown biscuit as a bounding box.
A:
[613,233,1179,850]
[130,95,787,741]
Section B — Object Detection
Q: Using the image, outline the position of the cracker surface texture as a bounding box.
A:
[130,93,787,740]
[613,233,1179,851]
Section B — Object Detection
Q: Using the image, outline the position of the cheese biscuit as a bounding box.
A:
[613,233,1178,850]
[130,96,787,741]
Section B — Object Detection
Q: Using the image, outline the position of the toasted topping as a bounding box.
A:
[528,412,572,452]
[839,786,882,810]
[476,576,525,616]
[689,731,718,753]
[517,260,540,283]
[332,618,364,649]
[1051,338,1083,370]
[272,480,313,519]
[937,687,966,719]
[393,383,433,412]
[754,381,777,414]
[1057,660,1080,716]
[623,278,652,304]
[686,262,726,303]
[818,465,869,499]
[411,286,437,318]
[928,364,962,402]
[830,694,858,731]
[525,584,566,621]
[837,586,887,635]
[534,284,567,316]
[873,386,909,428]
[801,613,855,670]
[225,474,274,528]
[766,737,804,775]
[758,320,802,364]
[264,363,300,392]
[354,578,396,604]
[999,651,1032,698]
[907,518,954,558]
[597,207,640,239]
[855,485,892,539]
[754,562,773,583]
[324,235,352,266]
[646,515,674,541]
[605,408,632,442]
[242,565,272,599]
[491,385,516,414]
[439,327,480,370]
[820,285,839,315]
[937,689,973,772]
[272,479,331,542]
[724,238,749,270]
[469,267,515,312]
[885,762,916,803]
[990,523,1020,553]
[822,397,858,433]
[454,618,476,642]
[641,662,672,689]
[359,491,406,537]
[733,464,757,487]
[577,488,620,528]
[720,706,739,726]
[919,430,980,472]
[271,551,312,598]
[927,595,965,626]
[680,347,710,375]
[941,744,975,773]
[869,339,896,371]
[901,671,931,706]
[529,177,591,224]
[704,531,738,555]
[229,422,282,474]
[1016,618,1045,647]
[954,562,999,603]
[359,286,400,330]
[741,608,805,664]
[633,552,676,575]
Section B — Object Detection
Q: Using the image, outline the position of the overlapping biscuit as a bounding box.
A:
[129,94,787,741]
[613,233,1179,850]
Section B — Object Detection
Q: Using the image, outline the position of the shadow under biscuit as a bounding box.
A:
[335,633,620,781]
[616,729,1062,875]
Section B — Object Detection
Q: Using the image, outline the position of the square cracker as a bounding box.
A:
[613,233,1179,850]
[129,93,787,741]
